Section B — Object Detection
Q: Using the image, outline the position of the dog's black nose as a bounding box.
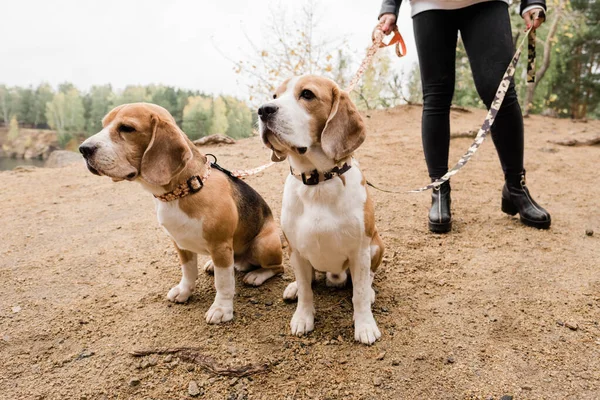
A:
[258,104,278,121]
[79,143,97,159]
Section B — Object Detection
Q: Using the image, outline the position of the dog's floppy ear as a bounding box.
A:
[141,115,193,186]
[320,85,366,161]
[270,149,287,162]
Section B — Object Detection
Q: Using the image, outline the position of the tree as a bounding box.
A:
[0,85,16,125]
[8,115,19,141]
[182,96,213,140]
[148,85,179,117]
[522,0,569,116]
[33,83,54,128]
[17,87,36,127]
[226,0,349,106]
[112,85,149,106]
[222,96,253,139]
[46,88,85,145]
[211,97,229,134]
[85,84,114,134]
[547,0,600,118]
[406,63,423,104]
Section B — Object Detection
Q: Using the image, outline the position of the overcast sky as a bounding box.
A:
[0,0,416,98]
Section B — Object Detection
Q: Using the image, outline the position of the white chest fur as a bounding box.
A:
[155,200,210,255]
[281,165,367,274]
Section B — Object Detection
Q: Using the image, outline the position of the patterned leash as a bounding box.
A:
[346,25,407,93]
[368,10,545,194]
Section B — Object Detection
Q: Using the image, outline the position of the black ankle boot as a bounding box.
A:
[501,171,551,229]
[429,180,452,233]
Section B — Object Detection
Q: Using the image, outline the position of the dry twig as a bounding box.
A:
[131,347,271,377]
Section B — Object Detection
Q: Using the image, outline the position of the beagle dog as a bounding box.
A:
[258,76,385,344]
[79,103,283,324]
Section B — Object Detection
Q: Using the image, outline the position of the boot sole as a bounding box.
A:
[428,220,452,233]
[501,197,551,229]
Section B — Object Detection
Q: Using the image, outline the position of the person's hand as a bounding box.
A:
[523,8,545,31]
[379,13,397,35]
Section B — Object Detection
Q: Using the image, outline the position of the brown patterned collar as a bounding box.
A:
[290,159,352,186]
[154,159,211,202]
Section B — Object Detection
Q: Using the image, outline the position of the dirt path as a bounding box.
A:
[1,106,599,399]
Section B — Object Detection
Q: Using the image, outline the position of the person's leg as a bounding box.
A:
[459,2,551,229]
[413,11,458,179]
[459,1,523,175]
[413,10,459,233]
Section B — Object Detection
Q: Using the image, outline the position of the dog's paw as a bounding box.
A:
[326,271,348,288]
[243,268,277,287]
[354,317,381,345]
[205,301,234,324]
[167,282,194,303]
[203,260,214,274]
[234,261,254,272]
[283,281,298,302]
[290,308,314,336]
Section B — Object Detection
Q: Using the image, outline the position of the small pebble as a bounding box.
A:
[585,229,594,237]
[188,380,201,397]
[391,359,400,366]
[565,321,579,331]
[11,306,21,313]
[376,351,386,361]
[500,396,513,400]
[445,356,455,364]
[249,298,259,304]
[129,377,141,387]
[164,355,173,363]
[373,377,382,387]
[186,364,195,372]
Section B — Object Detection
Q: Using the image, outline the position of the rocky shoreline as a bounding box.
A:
[0,128,59,160]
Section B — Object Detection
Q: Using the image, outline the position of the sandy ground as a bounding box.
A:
[1,105,599,400]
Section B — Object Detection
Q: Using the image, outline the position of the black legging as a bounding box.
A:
[413,1,524,179]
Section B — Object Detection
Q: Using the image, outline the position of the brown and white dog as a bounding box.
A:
[258,76,385,344]
[79,103,283,324]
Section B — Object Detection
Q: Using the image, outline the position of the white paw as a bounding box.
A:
[283,281,298,301]
[205,301,234,324]
[243,268,276,287]
[326,271,348,288]
[167,282,194,303]
[354,317,381,345]
[290,308,314,336]
[370,287,376,305]
[203,260,214,274]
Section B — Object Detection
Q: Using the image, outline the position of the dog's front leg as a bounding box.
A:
[349,248,381,345]
[167,244,198,303]
[290,251,315,336]
[205,242,235,324]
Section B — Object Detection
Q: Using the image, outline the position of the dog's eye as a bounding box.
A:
[272,94,277,99]
[300,89,315,100]
[119,125,135,133]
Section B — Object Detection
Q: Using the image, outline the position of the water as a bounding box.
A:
[0,157,46,171]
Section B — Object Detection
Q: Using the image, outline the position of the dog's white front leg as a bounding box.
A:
[349,248,381,345]
[167,251,198,303]
[290,251,315,336]
[205,244,235,324]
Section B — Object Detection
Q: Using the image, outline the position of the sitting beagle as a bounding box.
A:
[258,76,385,344]
[79,103,283,324]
